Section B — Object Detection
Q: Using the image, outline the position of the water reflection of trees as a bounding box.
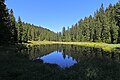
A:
[25,44,120,62]
[59,45,120,62]
[65,56,120,80]
[61,45,120,80]
[26,45,58,60]
[21,44,120,80]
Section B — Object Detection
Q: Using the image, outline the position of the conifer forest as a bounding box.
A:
[1,0,120,80]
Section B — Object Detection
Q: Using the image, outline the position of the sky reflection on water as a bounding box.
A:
[37,51,77,68]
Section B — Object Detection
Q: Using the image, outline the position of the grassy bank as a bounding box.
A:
[28,41,120,51]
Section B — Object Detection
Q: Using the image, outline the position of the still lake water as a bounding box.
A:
[37,51,77,68]
[26,44,120,68]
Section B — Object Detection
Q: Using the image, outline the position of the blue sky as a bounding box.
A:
[6,0,118,32]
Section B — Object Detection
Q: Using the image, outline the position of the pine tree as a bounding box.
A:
[94,10,102,42]
[22,24,28,42]
[83,17,90,41]
[107,4,118,43]
[65,27,71,42]
[78,19,84,41]
[88,15,94,41]
[18,16,23,43]
[115,1,120,43]
[99,4,106,42]
[62,27,66,41]
[0,0,12,44]
[9,9,18,43]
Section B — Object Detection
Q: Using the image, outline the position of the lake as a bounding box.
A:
[26,44,120,68]
[37,51,77,68]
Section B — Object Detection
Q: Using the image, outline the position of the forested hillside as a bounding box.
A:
[16,17,57,43]
[60,2,120,43]
[0,0,57,44]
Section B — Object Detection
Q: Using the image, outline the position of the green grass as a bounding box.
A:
[28,41,120,51]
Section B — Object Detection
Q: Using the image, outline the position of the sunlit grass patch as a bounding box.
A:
[28,41,120,52]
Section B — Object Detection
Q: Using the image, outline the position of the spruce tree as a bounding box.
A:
[62,27,66,41]
[9,9,18,43]
[115,1,120,43]
[18,16,23,43]
[0,0,12,44]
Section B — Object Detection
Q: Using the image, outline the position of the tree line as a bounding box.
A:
[60,1,120,43]
[17,17,57,43]
[1,0,120,44]
[0,0,57,44]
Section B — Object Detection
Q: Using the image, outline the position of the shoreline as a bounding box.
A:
[25,41,120,51]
